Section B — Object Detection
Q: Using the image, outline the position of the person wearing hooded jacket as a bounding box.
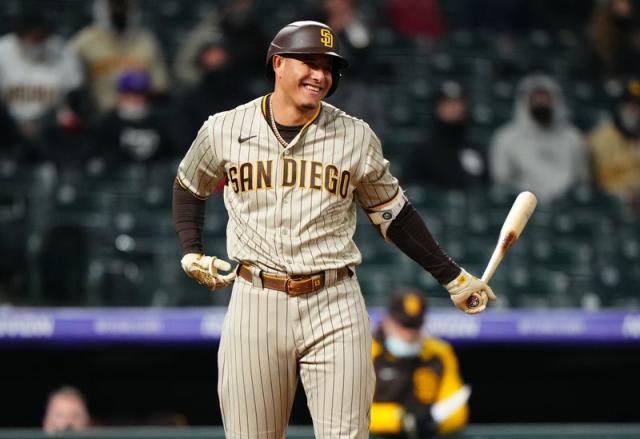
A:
[70,0,170,113]
[489,74,589,203]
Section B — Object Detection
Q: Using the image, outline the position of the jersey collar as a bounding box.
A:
[261,93,323,133]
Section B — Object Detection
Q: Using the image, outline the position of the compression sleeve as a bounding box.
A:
[386,203,461,285]
[172,179,206,255]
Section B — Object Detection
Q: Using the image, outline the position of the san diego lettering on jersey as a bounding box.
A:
[228,158,352,198]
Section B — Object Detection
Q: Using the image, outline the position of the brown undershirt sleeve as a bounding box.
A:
[386,202,461,285]
[172,179,206,255]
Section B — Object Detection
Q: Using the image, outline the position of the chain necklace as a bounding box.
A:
[268,94,289,148]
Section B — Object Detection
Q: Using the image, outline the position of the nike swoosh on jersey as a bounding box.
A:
[238,135,257,143]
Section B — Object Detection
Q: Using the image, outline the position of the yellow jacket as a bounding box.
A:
[588,120,640,198]
[370,333,468,436]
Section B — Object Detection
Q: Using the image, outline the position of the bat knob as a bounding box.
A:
[466,295,481,308]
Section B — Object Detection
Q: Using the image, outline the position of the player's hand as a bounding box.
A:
[402,405,437,439]
[444,268,496,314]
[181,253,236,291]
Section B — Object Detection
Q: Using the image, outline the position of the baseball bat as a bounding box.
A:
[467,191,537,308]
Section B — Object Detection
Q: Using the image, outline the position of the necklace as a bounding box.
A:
[268,95,289,148]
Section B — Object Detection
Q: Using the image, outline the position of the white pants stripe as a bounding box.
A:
[218,274,375,438]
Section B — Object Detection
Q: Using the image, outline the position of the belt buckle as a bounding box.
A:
[285,273,324,296]
[285,277,304,296]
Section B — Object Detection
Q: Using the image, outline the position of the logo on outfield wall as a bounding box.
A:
[320,29,334,48]
[622,315,640,338]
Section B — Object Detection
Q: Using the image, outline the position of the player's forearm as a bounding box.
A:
[172,180,205,255]
[387,203,461,285]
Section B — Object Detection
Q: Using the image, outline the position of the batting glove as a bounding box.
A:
[181,253,236,291]
[444,268,496,314]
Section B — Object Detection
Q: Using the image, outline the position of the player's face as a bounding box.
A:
[383,317,421,342]
[43,395,90,433]
[274,54,333,111]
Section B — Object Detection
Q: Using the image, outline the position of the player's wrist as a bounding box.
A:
[440,265,462,286]
[444,268,471,292]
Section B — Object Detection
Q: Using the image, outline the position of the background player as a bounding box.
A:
[370,290,469,438]
[172,20,494,438]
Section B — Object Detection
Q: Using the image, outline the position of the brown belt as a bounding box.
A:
[238,265,350,296]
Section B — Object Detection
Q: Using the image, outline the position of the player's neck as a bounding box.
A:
[270,91,319,126]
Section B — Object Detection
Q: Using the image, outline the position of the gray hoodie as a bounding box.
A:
[489,74,589,203]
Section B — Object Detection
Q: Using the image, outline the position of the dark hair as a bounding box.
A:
[14,12,50,37]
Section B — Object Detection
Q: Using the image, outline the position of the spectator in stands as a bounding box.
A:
[303,0,372,78]
[326,75,388,141]
[0,100,21,159]
[172,0,268,87]
[489,74,589,203]
[370,289,469,438]
[455,0,530,72]
[588,78,640,207]
[172,37,250,148]
[70,0,170,113]
[93,70,176,163]
[384,0,446,39]
[43,386,91,434]
[0,11,83,153]
[584,0,640,79]
[403,80,487,189]
[38,88,96,167]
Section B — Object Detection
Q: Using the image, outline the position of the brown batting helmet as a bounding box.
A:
[265,21,349,97]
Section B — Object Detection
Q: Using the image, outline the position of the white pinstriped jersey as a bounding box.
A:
[177,94,401,275]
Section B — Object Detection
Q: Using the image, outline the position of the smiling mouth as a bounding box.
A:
[303,84,322,94]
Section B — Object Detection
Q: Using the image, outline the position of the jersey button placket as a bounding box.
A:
[280,147,295,270]
[276,148,294,270]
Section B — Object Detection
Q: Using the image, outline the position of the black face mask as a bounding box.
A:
[433,119,467,144]
[613,14,634,31]
[530,105,553,126]
[111,12,128,33]
[202,68,230,88]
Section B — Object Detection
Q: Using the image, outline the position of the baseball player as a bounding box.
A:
[172,21,495,439]
[370,290,469,438]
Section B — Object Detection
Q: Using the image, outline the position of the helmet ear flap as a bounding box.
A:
[327,70,341,98]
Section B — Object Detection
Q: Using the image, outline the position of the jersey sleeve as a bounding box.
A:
[354,132,402,210]
[60,45,84,92]
[431,339,469,434]
[176,118,225,199]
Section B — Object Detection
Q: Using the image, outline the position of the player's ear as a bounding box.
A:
[273,55,285,78]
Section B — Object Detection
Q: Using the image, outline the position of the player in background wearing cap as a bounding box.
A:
[370,290,469,438]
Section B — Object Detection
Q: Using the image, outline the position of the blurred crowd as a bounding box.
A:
[0,0,639,307]
[1,1,638,431]
[1,0,639,206]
